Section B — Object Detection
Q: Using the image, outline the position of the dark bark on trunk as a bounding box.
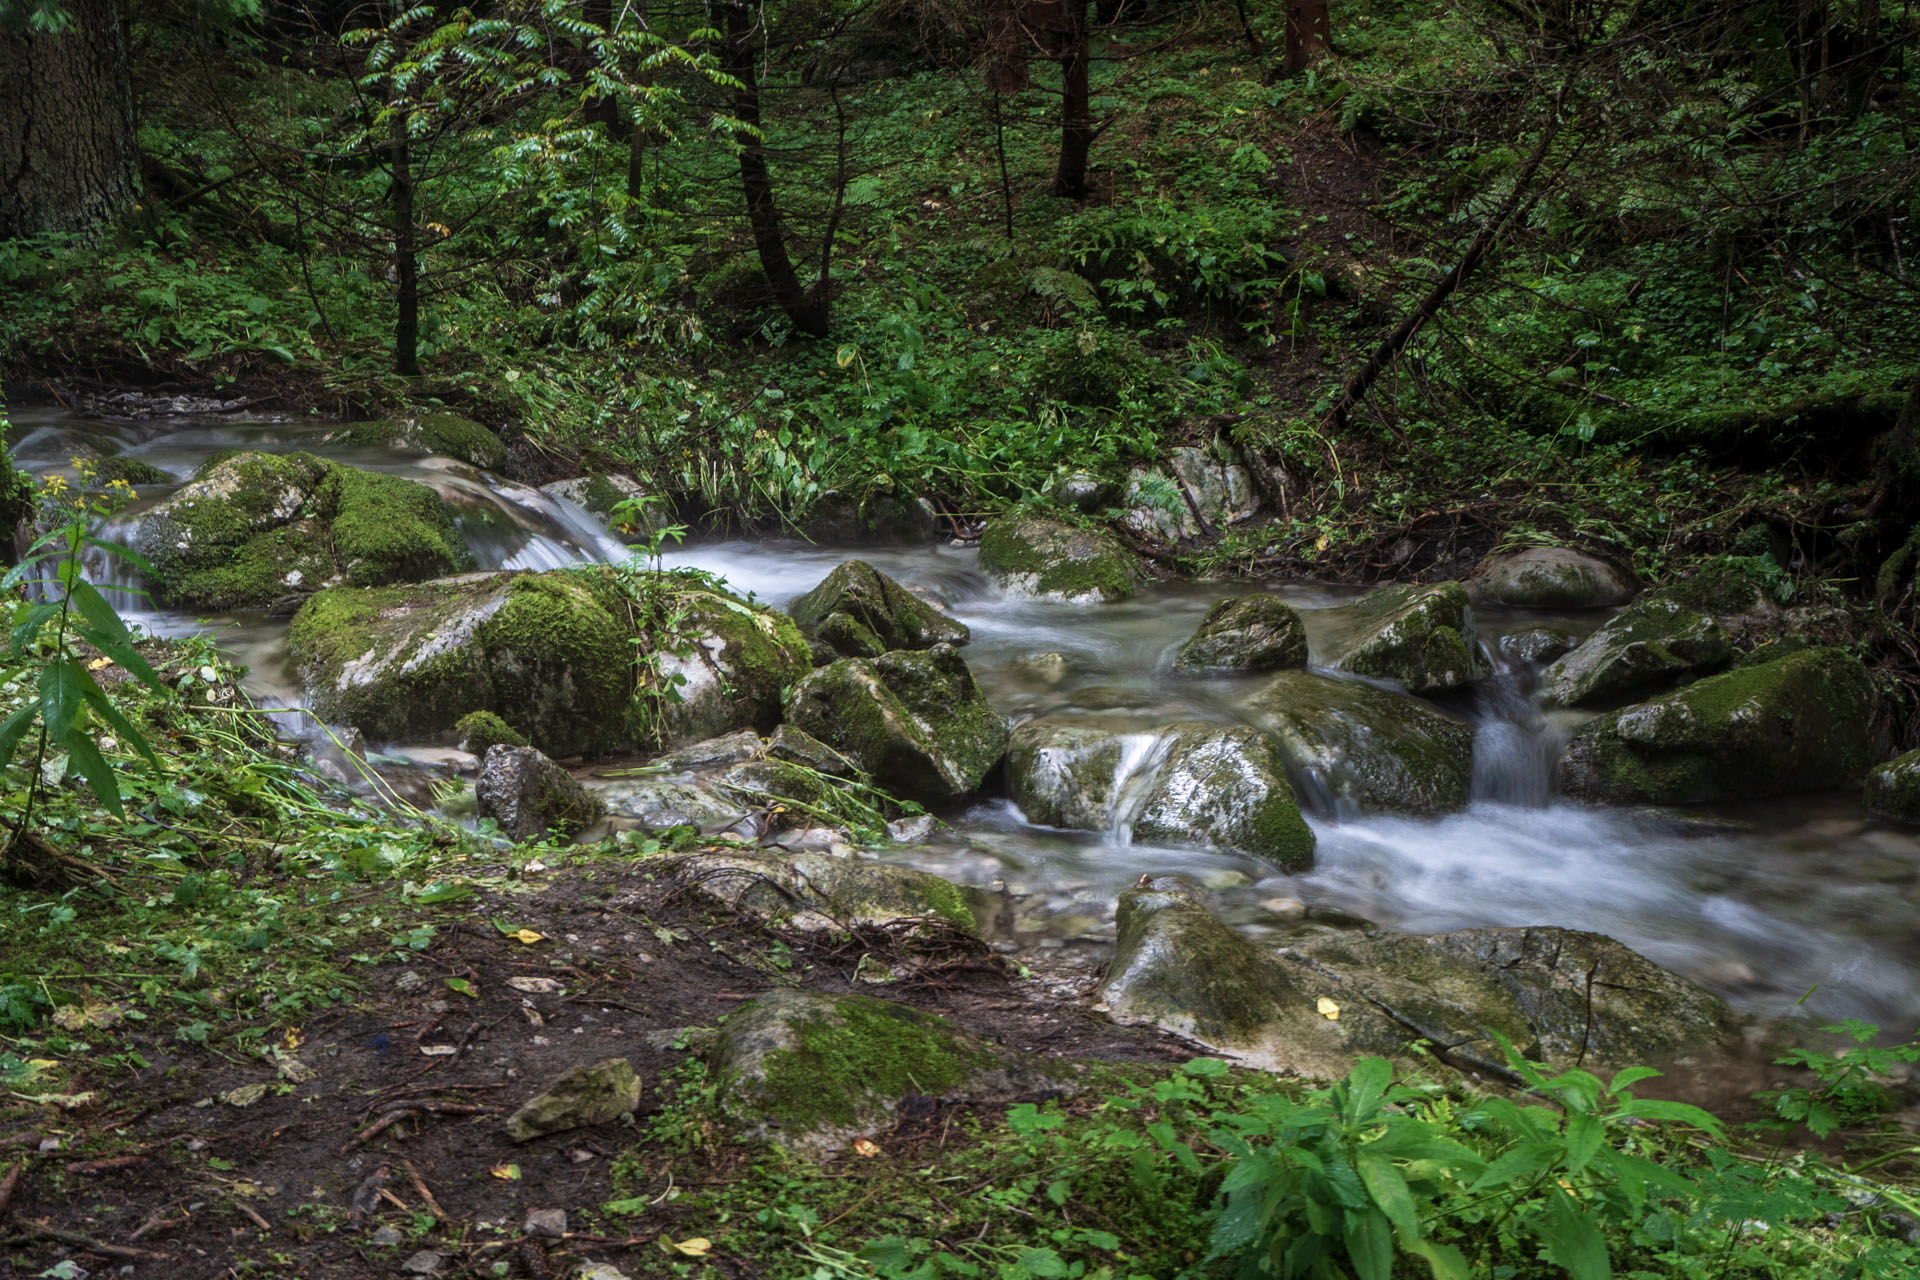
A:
[1283,0,1330,76]
[390,114,420,377]
[717,0,829,337]
[0,0,139,241]
[1053,0,1093,199]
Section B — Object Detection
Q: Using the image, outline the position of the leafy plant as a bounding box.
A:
[1762,1021,1920,1139]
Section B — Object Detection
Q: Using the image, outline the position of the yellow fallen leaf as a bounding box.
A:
[851,1138,881,1158]
[1316,997,1341,1021]
[672,1237,712,1257]
[490,1164,521,1181]
[511,929,544,945]
[283,1027,303,1050]
[87,657,113,671]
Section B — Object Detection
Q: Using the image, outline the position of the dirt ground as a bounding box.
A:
[0,860,1193,1280]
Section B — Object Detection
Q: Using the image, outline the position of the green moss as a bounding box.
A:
[977,511,1138,603]
[87,456,170,487]
[1661,558,1766,615]
[455,710,526,752]
[326,464,471,586]
[337,411,507,470]
[1865,750,1920,823]
[756,996,986,1131]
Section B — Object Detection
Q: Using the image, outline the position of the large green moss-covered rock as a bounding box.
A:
[788,559,969,659]
[289,567,806,756]
[1100,880,1732,1077]
[783,646,1009,803]
[1540,596,1731,709]
[331,411,508,470]
[1006,719,1313,870]
[1865,749,1920,823]
[1173,595,1308,675]
[1560,647,1875,805]
[1467,547,1639,610]
[131,451,469,611]
[711,989,1045,1157]
[1328,581,1483,694]
[1240,670,1475,815]
[977,511,1138,603]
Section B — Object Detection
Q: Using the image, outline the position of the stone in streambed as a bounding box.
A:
[330,411,508,470]
[477,744,603,840]
[1865,750,1920,824]
[1241,669,1475,815]
[504,1057,643,1142]
[1327,581,1483,694]
[977,510,1138,603]
[1540,595,1732,709]
[455,710,526,754]
[1560,647,1875,805]
[788,559,968,659]
[783,645,1008,803]
[660,849,980,933]
[1172,595,1308,675]
[1467,546,1639,610]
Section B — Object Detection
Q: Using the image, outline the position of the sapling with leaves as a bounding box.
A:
[1,460,169,872]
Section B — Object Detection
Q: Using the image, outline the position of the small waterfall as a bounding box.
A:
[1105,731,1175,845]
[1468,641,1558,807]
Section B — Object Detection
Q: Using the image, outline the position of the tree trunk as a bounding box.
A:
[0,0,140,241]
[716,0,829,337]
[1283,0,1331,76]
[1053,0,1093,199]
[390,114,420,377]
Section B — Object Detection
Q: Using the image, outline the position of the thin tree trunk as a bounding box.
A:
[1053,0,1093,199]
[717,0,828,336]
[390,113,420,377]
[0,0,140,240]
[1283,0,1330,76]
[991,86,1014,238]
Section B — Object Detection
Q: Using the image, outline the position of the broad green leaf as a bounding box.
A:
[38,659,82,742]
[1607,1065,1662,1094]
[1402,1236,1471,1280]
[67,580,129,646]
[63,728,123,817]
[1345,1057,1394,1121]
[1342,1204,1393,1280]
[10,602,62,655]
[1562,1111,1603,1175]
[78,679,158,766]
[1469,1140,1555,1193]
[1537,1185,1610,1280]
[70,626,162,689]
[80,536,158,578]
[1615,1097,1723,1135]
[1356,1152,1418,1235]
[0,701,37,769]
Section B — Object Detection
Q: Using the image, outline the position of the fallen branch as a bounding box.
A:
[0,1160,21,1221]
[24,1219,166,1260]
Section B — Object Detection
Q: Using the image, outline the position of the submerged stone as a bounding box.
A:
[1241,669,1475,815]
[1540,595,1731,709]
[1328,581,1483,694]
[1468,546,1639,610]
[132,451,469,611]
[1560,647,1876,805]
[710,989,1043,1157]
[788,559,969,659]
[1172,595,1308,675]
[977,511,1139,603]
[783,645,1009,803]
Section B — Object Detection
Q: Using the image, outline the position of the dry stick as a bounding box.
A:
[233,1201,272,1232]
[24,1219,166,1260]
[0,1160,22,1221]
[339,1109,417,1157]
[401,1160,447,1221]
[1318,70,1577,435]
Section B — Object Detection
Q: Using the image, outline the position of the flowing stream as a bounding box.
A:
[12,408,1920,1034]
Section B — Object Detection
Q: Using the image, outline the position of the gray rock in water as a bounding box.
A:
[1173,596,1308,675]
[1561,646,1876,805]
[766,723,862,777]
[1100,879,1732,1077]
[1006,719,1313,870]
[1328,581,1483,694]
[1241,670,1475,816]
[1540,596,1732,709]
[1468,547,1639,610]
[656,729,765,770]
[795,489,938,546]
[1498,627,1577,667]
[710,989,1049,1157]
[788,559,969,659]
[977,511,1139,603]
[504,1057,643,1142]
[784,645,1010,803]
[1865,749,1920,824]
[477,745,603,840]
[1053,470,1115,513]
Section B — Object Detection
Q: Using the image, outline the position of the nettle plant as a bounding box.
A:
[2,462,167,832]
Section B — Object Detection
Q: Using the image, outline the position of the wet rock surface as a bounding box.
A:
[977,511,1139,602]
[788,558,969,659]
[476,744,603,841]
[1327,581,1483,695]
[1172,595,1308,675]
[1468,546,1639,610]
[1541,595,1732,709]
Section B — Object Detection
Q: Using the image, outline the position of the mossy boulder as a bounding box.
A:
[1467,547,1639,610]
[1560,647,1876,805]
[788,559,969,659]
[504,1058,643,1143]
[289,567,806,756]
[1101,880,1732,1077]
[783,645,1009,803]
[131,451,469,611]
[793,489,938,545]
[1540,596,1732,709]
[540,473,645,518]
[1006,719,1313,870]
[476,744,603,840]
[1328,581,1483,695]
[86,455,171,487]
[455,710,527,754]
[332,411,508,470]
[1173,596,1308,675]
[1864,750,1920,823]
[1240,670,1475,816]
[710,989,1044,1157]
[977,511,1138,603]
[661,849,980,933]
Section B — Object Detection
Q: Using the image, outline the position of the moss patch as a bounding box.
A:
[336,411,507,470]
[456,710,526,752]
[755,996,987,1131]
[977,511,1138,603]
